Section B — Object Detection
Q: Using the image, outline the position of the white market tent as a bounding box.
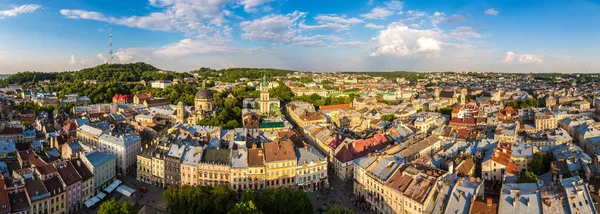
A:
[104,179,122,193]
[84,196,100,208]
[116,185,136,197]
[97,192,106,200]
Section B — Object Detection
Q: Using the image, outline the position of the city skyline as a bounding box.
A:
[0,0,599,73]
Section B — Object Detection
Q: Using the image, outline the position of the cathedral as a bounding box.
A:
[177,82,216,124]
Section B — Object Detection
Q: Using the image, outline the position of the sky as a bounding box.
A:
[0,0,599,73]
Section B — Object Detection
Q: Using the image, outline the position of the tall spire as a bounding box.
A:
[109,25,114,64]
[202,81,206,89]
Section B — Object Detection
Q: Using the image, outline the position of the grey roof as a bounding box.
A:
[195,89,213,99]
[181,146,202,166]
[167,144,186,159]
[354,154,378,169]
[444,179,482,214]
[85,151,116,167]
[367,156,403,181]
[295,145,325,166]
[231,149,248,168]
[79,125,103,136]
[499,183,542,214]
[99,133,140,147]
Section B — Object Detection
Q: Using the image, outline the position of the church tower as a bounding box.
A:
[434,86,440,101]
[260,74,270,114]
[176,101,185,123]
[461,87,468,105]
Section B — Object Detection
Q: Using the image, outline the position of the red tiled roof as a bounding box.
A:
[335,134,389,163]
[319,103,352,111]
[263,140,296,162]
[72,159,93,181]
[57,161,82,186]
[36,164,57,175]
[64,122,76,132]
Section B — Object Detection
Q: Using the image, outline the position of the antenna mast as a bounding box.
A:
[109,25,114,64]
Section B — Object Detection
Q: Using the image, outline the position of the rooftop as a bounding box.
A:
[201,148,231,165]
[84,151,116,167]
[498,183,542,214]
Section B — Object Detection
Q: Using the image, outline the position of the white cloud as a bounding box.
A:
[430,12,467,27]
[364,23,384,29]
[0,4,41,19]
[239,0,273,13]
[338,41,368,47]
[367,0,374,5]
[361,0,403,20]
[301,14,362,30]
[61,0,233,39]
[153,38,241,57]
[240,11,307,44]
[449,26,483,42]
[384,1,403,11]
[503,51,543,64]
[61,9,106,21]
[519,54,543,63]
[484,8,499,16]
[361,7,393,20]
[97,53,108,63]
[370,22,442,56]
[69,55,76,64]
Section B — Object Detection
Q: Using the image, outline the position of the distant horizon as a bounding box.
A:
[2,62,599,75]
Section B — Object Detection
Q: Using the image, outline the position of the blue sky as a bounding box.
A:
[0,0,598,73]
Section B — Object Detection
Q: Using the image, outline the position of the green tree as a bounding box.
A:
[328,205,354,214]
[381,114,396,122]
[228,201,262,214]
[517,171,538,183]
[531,152,549,175]
[98,200,135,214]
[211,184,237,214]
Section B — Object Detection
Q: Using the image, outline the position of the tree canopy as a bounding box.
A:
[164,185,313,214]
[97,200,136,214]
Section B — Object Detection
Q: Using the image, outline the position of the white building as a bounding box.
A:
[81,151,116,192]
[97,133,141,174]
[151,80,172,89]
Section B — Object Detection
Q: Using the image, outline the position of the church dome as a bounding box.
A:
[195,89,213,99]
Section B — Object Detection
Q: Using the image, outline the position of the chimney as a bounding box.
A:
[77,160,81,167]
[486,198,492,207]
[470,177,475,183]
[512,197,516,206]
[527,197,530,207]
[258,149,263,156]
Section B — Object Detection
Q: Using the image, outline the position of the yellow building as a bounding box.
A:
[25,177,51,214]
[180,146,202,186]
[44,176,67,214]
[263,140,296,188]
[198,148,231,187]
[136,145,154,184]
[247,145,266,190]
[535,111,557,131]
[151,145,169,187]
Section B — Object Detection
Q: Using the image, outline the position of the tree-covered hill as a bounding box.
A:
[3,62,191,85]
[191,67,296,82]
